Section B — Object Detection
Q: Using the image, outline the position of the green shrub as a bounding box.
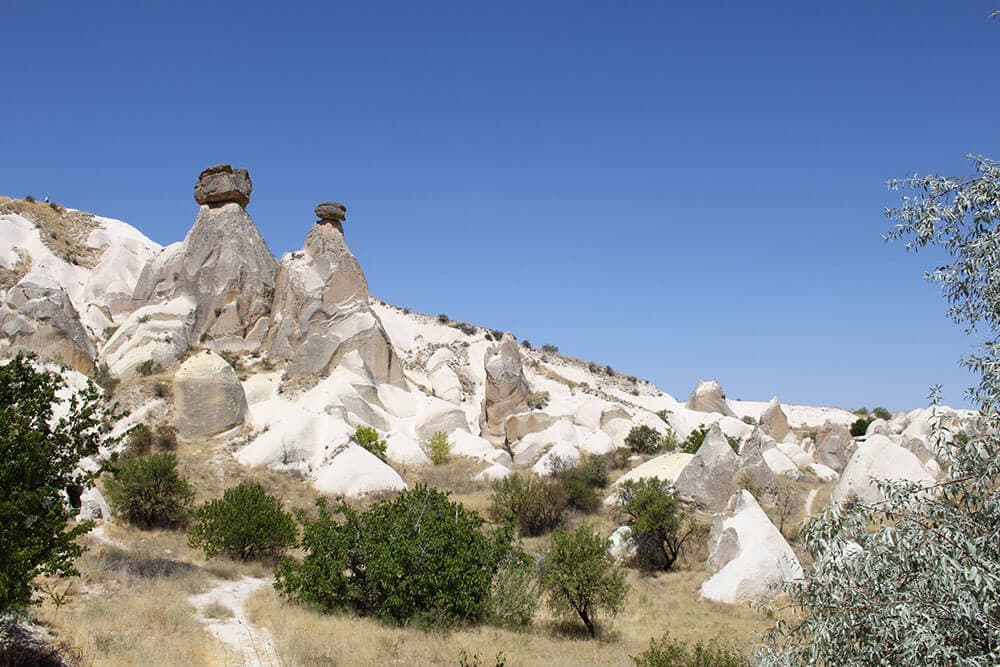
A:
[541,344,559,354]
[872,406,892,421]
[540,525,629,638]
[680,426,709,454]
[725,434,742,454]
[126,422,177,457]
[615,478,705,571]
[520,339,532,349]
[135,359,163,377]
[850,417,872,437]
[658,428,680,452]
[105,452,193,529]
[631,631,748,666]
[490,474,568,536]
[188,482,297,561]
[275,485,521,627]
[625,425,661,455]
[428,431,451,465]
[352,425,387,461]
[486,556,539,628]
[550,454,607,513]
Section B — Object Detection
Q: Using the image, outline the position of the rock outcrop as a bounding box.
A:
[480,333,529,444]
[133,164,278,353]
[685,379,735,416]
[0,271,96,373]
[814,422,854,472]
[265,203,403,385]
[700,490,803,603]
[173,351,248,439]
[759,396,790,441]
[833,434,935,505]
[673,423,740,510]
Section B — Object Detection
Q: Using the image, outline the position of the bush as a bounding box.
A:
[135,359,163,377]
[871,406,892,421]
[275,485,521,627]
[725,434,742,454]
[631,631,748,666]
[437,314,449,324]
[615,478,704,571]
[550,454,607,513]
[540,525,629,637]
[490,474,568,536]
[188,482,297,561]
[352,425,387,461]
[541,344,559,354]
[105,452,193,529]
[486,556,539,628]
[126,422,177,457]
[428,431,451,464]
[680,426,709,454]
[520,339,532,349]
[849,417,872,437]
[658,428,680,452]
[0,354,124,612]
[625,425,661,455]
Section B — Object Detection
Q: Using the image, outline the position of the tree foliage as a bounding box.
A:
[625,425,661,455]
[352,425,387,461]
[615,478,705,571]
[275,485,523,627]
[0,354,123,612]
[105,452,194,529]
[188,482,297,561]
[489,473,568,536]
[539,524,629,637]
[761,155,1000,665]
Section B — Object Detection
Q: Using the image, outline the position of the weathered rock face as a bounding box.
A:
[173,351,248,439]
[685,379,735,416]
[674,423,740,511]
[479,333,530,444]
[265,208,403,385]
[759,396,790,441]
[0,271,96,373]
[426,347,462,403]
[700,490,803,603]
[315,201,347,223]
[133,166,277,353]
[814,422,854,472]
[737,428,777,491]
[833,434,935,505]
[193,164,252,208]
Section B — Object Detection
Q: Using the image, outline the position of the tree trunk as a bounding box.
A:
[577,607,595,637]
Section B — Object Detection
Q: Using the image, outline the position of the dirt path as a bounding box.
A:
[188,576,281,667]
[803,488,818,517]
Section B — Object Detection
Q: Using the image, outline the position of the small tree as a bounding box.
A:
[352,425,387,461]
[428,431,451,465]
[0,354,123,612]
[539,525,629,637]
[105,452,194,529]
[188,482,297,561]
[625,425,661,455]
[490,474,568,536]
[615,478,704,571]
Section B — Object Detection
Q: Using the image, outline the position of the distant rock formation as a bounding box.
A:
[264,202,403,385]
[759,396,790,441]
[814,422,854,472]
[173,351,248,439]
[673,423,739,511]
[833,434,935,505]
[133,164,277,353]
[480,333,530,444]
[685,379,736,416]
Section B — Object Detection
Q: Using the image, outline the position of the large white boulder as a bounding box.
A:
[101,297,195,376]
[173,351,248,440]
[700,490,803,603]
[814,423,854,472]
[312,443,407,497]
[685,379,735,416]
[833,434,936,505]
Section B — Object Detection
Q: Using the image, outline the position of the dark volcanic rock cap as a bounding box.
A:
[315,201,347,223]
[194,164,252,208]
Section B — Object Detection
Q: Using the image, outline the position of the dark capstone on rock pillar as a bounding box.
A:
[315,201,347,223]
[194,164,253,208]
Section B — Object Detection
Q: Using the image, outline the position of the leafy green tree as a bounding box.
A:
[761,155,1000,665]
[615,478,704,571]
[351,425,387,461]
[428,431,451,465]
[0,353,123,612]
[105,452,194,529]
[188,482,297,561]
[625,425,661,454]
[275,485,523,627]
[539,524,629,637]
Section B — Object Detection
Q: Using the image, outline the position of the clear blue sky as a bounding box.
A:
[3,2,998,410]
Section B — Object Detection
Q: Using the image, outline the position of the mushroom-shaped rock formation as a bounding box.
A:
[759,396,790,441]
[133,164,277,353]
[480,333,530,444]
[673,423,740,511]
[264,202,403,386]
[700,490,803,603]
[193,164,252,208]
[685,379,736,416]
[173,351,248,440]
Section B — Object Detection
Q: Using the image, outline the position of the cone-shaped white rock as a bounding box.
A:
[685,379,735,416]
[312,443,407,497]
[673,423,740,510]
[700,490,803,603]
[759,397,790,441]
[833,434,935,505]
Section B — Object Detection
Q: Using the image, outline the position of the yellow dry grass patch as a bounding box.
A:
[246,569,770,666]
[0,196,102,268]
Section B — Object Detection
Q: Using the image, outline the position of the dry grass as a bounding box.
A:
[0,246,29,290]
[35,542,218,667]
[246,569,771,666]
[0,196,102,267]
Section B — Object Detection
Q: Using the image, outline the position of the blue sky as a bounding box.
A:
[3,2,998,410]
